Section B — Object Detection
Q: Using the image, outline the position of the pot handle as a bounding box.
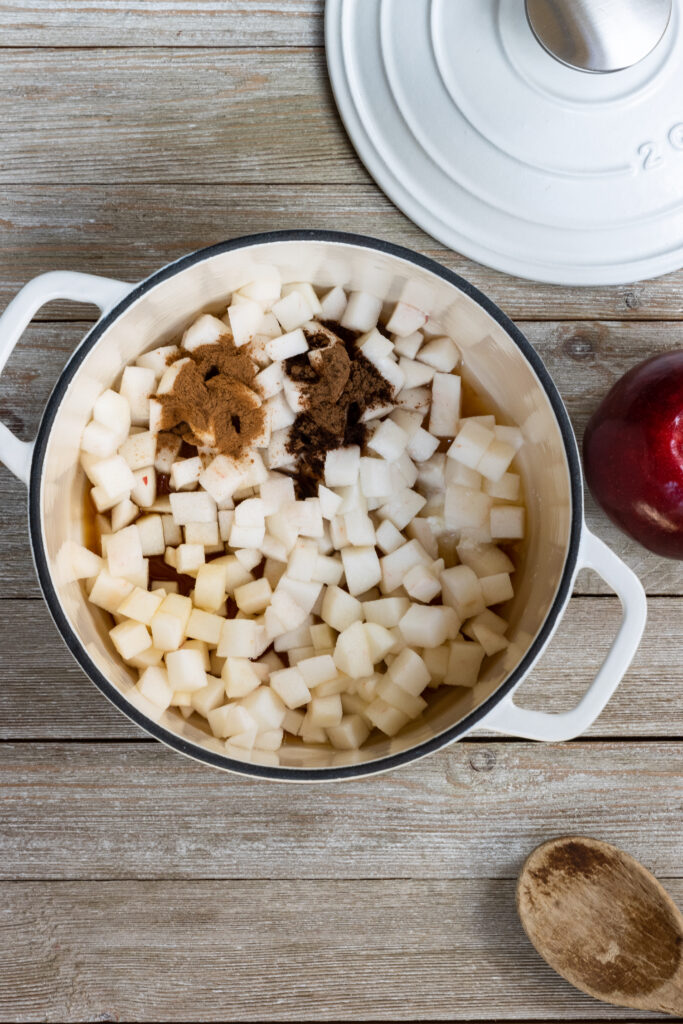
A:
[0,271,134,484]
[475,528,647,741]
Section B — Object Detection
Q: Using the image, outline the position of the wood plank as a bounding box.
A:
[1,321,681,597]
[1,741,682,880]
[2,185,683,322]
[0,50,361,186]
[1,879,676,1022]
[0,0,322,47]
[0,597,681,740]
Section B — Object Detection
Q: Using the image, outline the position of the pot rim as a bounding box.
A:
[27,230,583,781]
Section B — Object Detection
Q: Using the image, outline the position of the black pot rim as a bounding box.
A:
[28,230,583,781]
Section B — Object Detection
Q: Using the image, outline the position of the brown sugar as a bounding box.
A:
[286,323,394,488]
[156,335,265,458]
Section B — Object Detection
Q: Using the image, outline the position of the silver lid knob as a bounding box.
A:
[525,0,672,73]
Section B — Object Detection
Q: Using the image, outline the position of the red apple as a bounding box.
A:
[583,351,683,558]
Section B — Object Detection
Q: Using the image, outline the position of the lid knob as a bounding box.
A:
[525,0,672,72]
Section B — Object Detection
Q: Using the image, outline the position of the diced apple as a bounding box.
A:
[338,545,379,597]
[300,714,327,744]
[150,593,192,652]
[208,702,258,739]
[397,386,431,413]
[429,373,461,437]
[341,290,382,333]
[416,336,459,372]
[217,618,267,659]
[269,666,311,709]
[479,572,514,607]
[333,621,373,678]
[233,577,272,615]
[131,467,156,508]
[483,472,520,502]
[490,506,525,539]
[441,564,485,619]
[447,420,493,470]
[191,674,228,717]
[446,459,483,490]
[106,524,144,579]
[422,645,450,685]
[308,694,343,728]
[477,440,516,483]
[319,285,346,321]
[376,676,427,718]
[265,426,295,470]
[379,539,429,593]
[397,357,435,390]
[89,455,136,501]
[120,365,156,426]
[287,538,318,581]
[118,586,163,625]
[165,647,208,693]
[198,455,245,504]
[110,619,151,661]
[265,327,308,362]
[327,714,370,750]
[93,388,131,441]
[180,313,225,351]
[404,563,441,603]
[137,666,173,710]
[137,345,180,377]
[386,647,431,695]
[225,298,262,346]
[444,485,492,531]
[88,569,134,613]
[170,456,202,491]
[175,543,205,574]
[170,490,217,525]
[321,585,362,632]
[192,562,227,613]
[446,640,485,687]
[221,657,262,699]
[386,301,427,337]
[154,433,182,474]
[57,540,103,583]
[378,489,426,532]
[266,394,296,435]
[255,360,284,399]
[324,446,360,488]
[399,604,458,648]
[241,686,286,730]
[271,289,314,332]
[184,607,223,646]
[364,698,409,736]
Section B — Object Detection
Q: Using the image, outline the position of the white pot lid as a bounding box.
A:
[325,0,683,285]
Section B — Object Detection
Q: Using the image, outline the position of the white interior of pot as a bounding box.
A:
[39,239,573,771]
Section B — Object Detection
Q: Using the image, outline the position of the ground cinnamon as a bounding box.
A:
[286,323,394,487]
[156,335,265,458]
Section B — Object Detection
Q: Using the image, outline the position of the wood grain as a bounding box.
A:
[1,321,681,597]
[0,0,322,47]
[1,184,682,322]
[2,741,682,880]
[2,879,678,1022]
[0,50,360,185]
[0,597,680,740]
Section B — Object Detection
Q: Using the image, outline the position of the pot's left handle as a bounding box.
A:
[0,271,135,485]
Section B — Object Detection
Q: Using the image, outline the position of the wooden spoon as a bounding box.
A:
[517,836,683,1016]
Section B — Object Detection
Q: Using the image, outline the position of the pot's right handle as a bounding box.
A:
[477,529,647,741]
[0,271,134,484]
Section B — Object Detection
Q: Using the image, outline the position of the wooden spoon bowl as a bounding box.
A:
[517,836,683,1016]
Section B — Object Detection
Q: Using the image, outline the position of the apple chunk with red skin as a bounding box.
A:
[583,351,683,558]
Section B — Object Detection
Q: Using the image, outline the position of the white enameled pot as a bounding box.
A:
[0,232,647,780]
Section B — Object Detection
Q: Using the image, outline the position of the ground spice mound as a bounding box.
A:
[157,335,264,458]
[286,322,394,488]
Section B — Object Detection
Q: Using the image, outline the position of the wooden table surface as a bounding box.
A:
[1,3,682,1021]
